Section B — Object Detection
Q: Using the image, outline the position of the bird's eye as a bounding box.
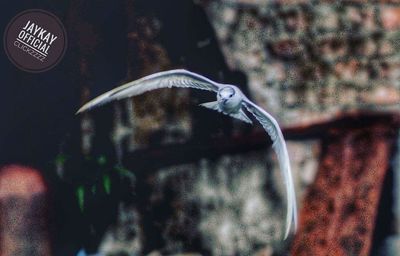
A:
[229,94,233,98]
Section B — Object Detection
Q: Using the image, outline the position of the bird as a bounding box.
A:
[76,69,298,239]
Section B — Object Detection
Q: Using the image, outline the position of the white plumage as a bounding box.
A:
[77,69,298,239]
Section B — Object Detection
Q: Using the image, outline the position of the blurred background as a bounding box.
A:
[1,0,400,255]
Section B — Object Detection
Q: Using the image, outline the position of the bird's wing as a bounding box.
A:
[242,98,298,239]
[77,69,220,113]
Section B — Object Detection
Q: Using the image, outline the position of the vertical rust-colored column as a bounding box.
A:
[0,165,51,256]
[291,115,399,256]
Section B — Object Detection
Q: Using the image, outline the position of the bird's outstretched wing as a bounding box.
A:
[242,98,298,239]
[77,69,220,114]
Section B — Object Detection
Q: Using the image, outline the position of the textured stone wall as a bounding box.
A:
[98,143,319,255]
[0,165,51,256]
[203,0,400,126]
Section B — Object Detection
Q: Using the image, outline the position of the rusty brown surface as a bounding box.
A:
[0,165,51,256]
[290,114,399,256]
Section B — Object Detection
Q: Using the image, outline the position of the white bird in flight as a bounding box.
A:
[77,69,298,239]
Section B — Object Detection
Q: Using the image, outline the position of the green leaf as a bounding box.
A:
[76,186,85,212]
[91,185,96,195]
[97,155,107,166]
[55,153,67,165]
[114,165,135,179]
[103,174,111,194]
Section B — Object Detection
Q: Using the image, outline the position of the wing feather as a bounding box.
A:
[77,69,220,114]
[243,98,298,239]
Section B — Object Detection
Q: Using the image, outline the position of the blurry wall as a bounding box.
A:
[204,0,400,126]
[85,1,400,255]
[1,0,399,255]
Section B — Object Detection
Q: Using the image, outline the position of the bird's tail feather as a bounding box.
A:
[228,109,253,124]
[199,101,220,111]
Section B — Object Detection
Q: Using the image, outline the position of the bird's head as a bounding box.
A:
[218,86,236,101]
[217,85,242,110]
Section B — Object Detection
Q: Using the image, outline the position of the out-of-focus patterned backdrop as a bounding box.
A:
[1,0,400,255]
[205,0,400,125]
